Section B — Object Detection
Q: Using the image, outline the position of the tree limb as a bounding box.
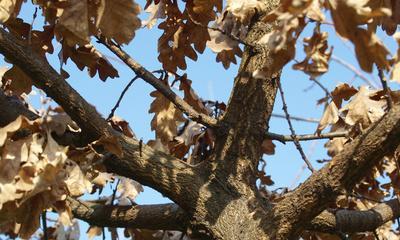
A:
[0,28,110,141]
[271,104,400,239]
[309,199,400,233]
[96,37,217,128]
[0,28,200,210]
[68,197,189,231]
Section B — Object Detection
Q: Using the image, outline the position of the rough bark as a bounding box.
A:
[68,198,189,231]
[309,199,400,233]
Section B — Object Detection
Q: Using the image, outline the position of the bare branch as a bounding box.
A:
[96,36,217,128]
[108,76,140,120]
[377,67,393,110]
[271,113,320,123]
[331,55,379,88]
[309,199,400,233]
[277,79,314,172]
[310,77,333,100]
[68,197,189,231]
[265,131,349,143]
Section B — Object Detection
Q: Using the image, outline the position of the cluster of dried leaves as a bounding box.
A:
[2,0,400,239]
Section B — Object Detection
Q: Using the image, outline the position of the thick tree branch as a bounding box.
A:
[68,197,189,231]
[309,199,400,233]
[271,104,400,239]
[0,28,110,141]
[96,37,217,128]
[0,28,201,210]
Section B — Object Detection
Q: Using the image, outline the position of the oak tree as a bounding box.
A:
[1,0,400,239]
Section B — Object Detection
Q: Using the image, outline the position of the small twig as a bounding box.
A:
[271,113,320,123]
[290,141,319,189]
[41,211,48,240]
[96,36,217,127]
[102,227,106,240]
[377,67,393,110]
[331,55,379,88]
[277,80,315,172]
[310,77,333,99]
[28,7,38,45]
[265,131,349,143]
[107,76,140,120]
[110,178,121,205]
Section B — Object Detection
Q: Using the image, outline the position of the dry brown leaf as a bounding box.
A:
[293,28,332,78]
[91,172,113,187]
[55,0,90,46]
[207,28,238,53]
[2,65,33,96]
[108,116,135,138]
[340,86,386,128]
[64,160,92,197]
[261,139,275,155]
[179,75,209,114]
[186,0,221,24]
[0,116,23,147]
[157,2,212,72]
[92,136,123,158]
[98,0,141,45]
[216,46,243,69]
[174,121,203,147]
[328,0,391,72]
[149,89,185,145]
[60,43,118,81]
[317,101,339,133]
[390,32,400,83]
[331,83,358,108]
[117,177,143,205]
[87,226,102,240]
[226,0,265,24]
[142,0,166,29]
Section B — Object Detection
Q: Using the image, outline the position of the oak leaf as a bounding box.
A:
[149,90,185,145]
[2,65,33,96]
[64,160,92,197]
[340,86,386,128]
[60,43,118,81]
[142,0,166,29]
[55,0,90,46]
[97,0,141,45]
[317,101,339,133]
[328,0,391,72]
[293,28,332,78]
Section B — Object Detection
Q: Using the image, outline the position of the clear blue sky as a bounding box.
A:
[4,1,400,239]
